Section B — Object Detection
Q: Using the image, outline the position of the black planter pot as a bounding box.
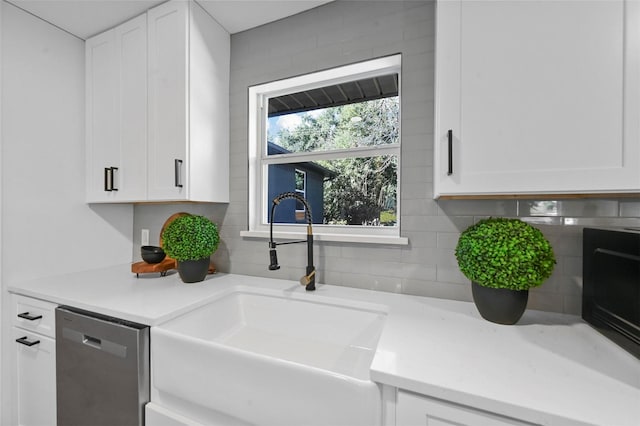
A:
[471,281,529,325]
[177,258,210,283]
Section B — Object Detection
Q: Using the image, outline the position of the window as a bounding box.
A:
[245,55,406,244]
[294,169,306,222]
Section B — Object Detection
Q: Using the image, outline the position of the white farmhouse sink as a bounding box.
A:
[151,287,387,425]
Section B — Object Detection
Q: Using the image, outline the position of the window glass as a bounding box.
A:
[266,96,399,227]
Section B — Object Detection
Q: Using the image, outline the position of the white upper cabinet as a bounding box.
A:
[147,0,230,202]
[86,14,147,202]
[434,0,640,198]
[86,0,229,203]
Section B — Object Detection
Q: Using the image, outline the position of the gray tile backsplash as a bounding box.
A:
[133,1,640,316]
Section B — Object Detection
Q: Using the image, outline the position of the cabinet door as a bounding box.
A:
[116,14,148,201]
[396,391,534,426]
[434,0,640,197]
[12,328,56,426]
[86,28,118,202]
[147,0,189,201]
[86,15,147,202]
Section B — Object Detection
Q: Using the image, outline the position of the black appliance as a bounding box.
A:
[582,227,640,359]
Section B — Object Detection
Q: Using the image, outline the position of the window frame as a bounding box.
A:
[244,54,408,245]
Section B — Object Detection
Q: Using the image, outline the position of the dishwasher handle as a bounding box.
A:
[62,327,127,358]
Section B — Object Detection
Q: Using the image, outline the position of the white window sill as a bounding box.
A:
[240,230,409,246]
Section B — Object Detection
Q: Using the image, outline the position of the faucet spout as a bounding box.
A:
[269,192,316,291]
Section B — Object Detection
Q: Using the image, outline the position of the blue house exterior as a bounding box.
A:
[267,142,335,224]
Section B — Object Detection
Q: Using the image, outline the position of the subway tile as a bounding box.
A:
[562,256,582,277]
[402,279,472,302]
[401,148,430,168]
[340,245,403,262]
[437,199,518,217]
[341,272,403,293]
[619,199,640,217]
[422,215,474,233]
[318,270,343,287]
[316,243,343,259]
[404,231,438,248]
[402,166,431,184]
[401,215,432,231]
[436,232,460,250]
[528,289,565,313]
[401,263,437,281]
[436,266,468,285]
[563,294,582,316]
[402,182,431,200]
[401,198,439,216]
[561,217,640,228]
[519,199,619,217]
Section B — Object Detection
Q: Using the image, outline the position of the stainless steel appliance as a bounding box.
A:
[55,306,149,426]
[583,227,640,359]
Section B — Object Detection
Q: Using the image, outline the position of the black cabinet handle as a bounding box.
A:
[104,167,111,191]
[447,129,453,176]
[110,167,118,191]
[174,159,183,188]
[16,336,40,347]
[18,312,42,321]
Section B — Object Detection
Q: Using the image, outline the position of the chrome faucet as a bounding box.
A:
[268,192,316,291]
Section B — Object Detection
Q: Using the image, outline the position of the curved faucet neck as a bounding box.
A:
[269,192,316,291]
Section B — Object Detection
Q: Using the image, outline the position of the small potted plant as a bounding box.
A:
[162,214,219,283]
[455,217,556,324]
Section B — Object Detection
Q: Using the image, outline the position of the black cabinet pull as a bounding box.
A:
[16,336,40,347]
[110,167,118,191]
[447,129,453,176]
[18,312,42,321]
[104,167,111,191]
[174,159,183,188]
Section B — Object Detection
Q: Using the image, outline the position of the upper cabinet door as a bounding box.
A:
[434,0,640,198]
[86,28,119,202]
[147,1,189,201]
[86,14,147,202]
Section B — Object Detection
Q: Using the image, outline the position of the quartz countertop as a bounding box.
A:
[9,264,640,426]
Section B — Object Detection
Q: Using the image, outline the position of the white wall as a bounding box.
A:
[1,2,134,423]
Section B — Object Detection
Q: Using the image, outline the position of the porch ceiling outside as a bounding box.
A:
[268,74,399,117]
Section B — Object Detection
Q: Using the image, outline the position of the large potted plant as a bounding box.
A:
[455,217,556,324]
[162,214,219,283]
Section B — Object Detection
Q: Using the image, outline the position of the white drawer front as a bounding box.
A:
[12,294,57,338]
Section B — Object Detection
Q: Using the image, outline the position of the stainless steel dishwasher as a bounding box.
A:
[55,306,150,426]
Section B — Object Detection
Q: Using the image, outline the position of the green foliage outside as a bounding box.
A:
[271,97,399,225]
[162,215,219,262]
[455,218,556,290]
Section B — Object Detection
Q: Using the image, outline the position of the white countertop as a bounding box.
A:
[9,264,640,426]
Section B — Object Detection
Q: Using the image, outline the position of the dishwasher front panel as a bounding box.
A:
[55,306,149,426]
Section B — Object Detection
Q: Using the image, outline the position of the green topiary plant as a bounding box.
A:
[162,215,219,262]
[455,217,556,291]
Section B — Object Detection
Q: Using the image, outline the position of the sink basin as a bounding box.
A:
[151,287,387,425]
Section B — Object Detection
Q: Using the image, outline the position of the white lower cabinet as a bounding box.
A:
[11,295,57,426]
[396,391,535,426]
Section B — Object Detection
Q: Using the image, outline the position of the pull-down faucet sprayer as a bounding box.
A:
[269,192,316,291]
